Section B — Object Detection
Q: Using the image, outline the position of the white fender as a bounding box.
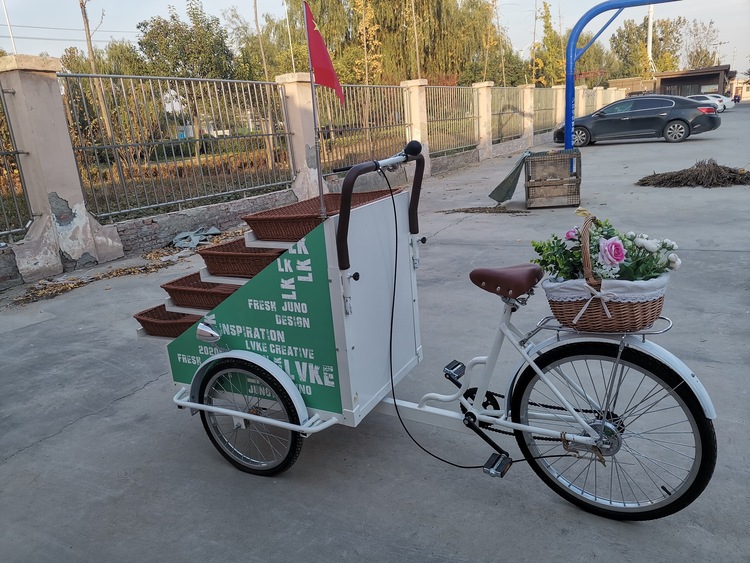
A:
[506,333,716,419]
[187,350,309,425]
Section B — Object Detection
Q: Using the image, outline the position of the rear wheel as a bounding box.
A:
[199,359,303,475]
[664,120,689,142]
[572,127,590,147]
[511,343,716,520]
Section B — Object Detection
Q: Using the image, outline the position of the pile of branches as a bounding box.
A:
[637,159,750,188]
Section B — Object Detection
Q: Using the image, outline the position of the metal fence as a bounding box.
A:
[58,74,294,220]
[316,84,409,175]
[491,87,524,143]
[0,83,30,241]
[533,88,556,134]
[425,86,478,157]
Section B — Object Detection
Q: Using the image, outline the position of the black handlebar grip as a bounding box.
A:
[336,142,424,271]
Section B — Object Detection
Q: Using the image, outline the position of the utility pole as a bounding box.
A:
[647,4,656,74]
[253,0,270,81]
[712,41,727,67]
[1,0,17,54]
[410,0,421,79]
[79,0,124,183]
[282,0,296,73]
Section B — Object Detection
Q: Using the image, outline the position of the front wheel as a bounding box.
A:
[664,120,689,142]
[572,127,590,147]
[199,359,303,476]
[511,342,716,520]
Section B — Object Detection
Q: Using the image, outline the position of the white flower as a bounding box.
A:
[642,239,659,253]
[634,237,646,248]
[594,264,620,279]
[637,233,649,239]
[625,231,636,240]
[670,258,682,270]
[668,252,679,262]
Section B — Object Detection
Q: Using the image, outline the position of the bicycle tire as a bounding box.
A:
[199,359,303,476]
[511,342,716,520]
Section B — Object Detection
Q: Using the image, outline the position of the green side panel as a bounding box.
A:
[167,225,342,414]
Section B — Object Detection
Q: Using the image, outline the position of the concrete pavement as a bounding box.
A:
[1,104,748,562]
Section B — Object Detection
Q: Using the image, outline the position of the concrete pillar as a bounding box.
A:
[552,85,565,127]
[594,86,604,111]
[574,86,587,117]
[473,81,494,161]
[401,79,431,177]
[275,72,327,201]
[519,84,535,148]
[0,55,122,282]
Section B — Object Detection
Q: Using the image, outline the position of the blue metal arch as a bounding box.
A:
[564,0,680,149]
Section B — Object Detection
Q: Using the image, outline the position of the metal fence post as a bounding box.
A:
[0,55,122,282]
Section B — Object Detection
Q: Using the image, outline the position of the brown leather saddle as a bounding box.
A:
[469,264,544,298]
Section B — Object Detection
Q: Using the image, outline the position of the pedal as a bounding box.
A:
[483,453,513,478]
[443,360,466,387]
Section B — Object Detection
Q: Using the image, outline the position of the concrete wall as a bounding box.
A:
[115,189,298,254]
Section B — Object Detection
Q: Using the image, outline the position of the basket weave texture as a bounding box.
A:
[134,304,201,338]
[242,190,398,241]
[161,272,238,309]
[197,238,284,278]
[542,215,667,332]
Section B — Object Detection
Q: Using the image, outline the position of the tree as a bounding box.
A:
[609,16,684,78]
[683,20,721,69]
[533,1,565,87]
[137,0,235,79]
[570,31,615,88]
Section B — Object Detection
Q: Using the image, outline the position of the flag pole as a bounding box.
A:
[303,2,328,220]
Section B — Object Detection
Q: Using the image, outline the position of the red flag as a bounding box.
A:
[304,1,345,106]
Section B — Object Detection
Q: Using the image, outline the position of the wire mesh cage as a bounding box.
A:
[524,149,581,208]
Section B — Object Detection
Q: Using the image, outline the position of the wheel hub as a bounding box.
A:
[588,415,623,456]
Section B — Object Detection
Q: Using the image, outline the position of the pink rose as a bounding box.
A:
[565,228,578,241]
[599,237,626,265]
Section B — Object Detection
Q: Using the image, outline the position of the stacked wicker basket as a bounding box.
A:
[134,190,394,338]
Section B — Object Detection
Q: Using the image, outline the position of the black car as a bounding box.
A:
[553,95,721,147]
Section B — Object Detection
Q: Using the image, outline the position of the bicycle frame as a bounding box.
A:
[376,295,715,447]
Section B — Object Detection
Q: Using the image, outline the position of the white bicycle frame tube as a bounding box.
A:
[177,350,340,434]
[407,299,715,444]
[173,387,339,434]
[413,301,601,444]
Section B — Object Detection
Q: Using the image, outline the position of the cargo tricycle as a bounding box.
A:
[141,142,716,521]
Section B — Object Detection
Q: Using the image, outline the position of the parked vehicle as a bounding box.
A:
[686,94,725,113]
[553,95,721,147]
[707,93,735,110]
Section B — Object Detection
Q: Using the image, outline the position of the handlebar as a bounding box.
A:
[336,141,425,271]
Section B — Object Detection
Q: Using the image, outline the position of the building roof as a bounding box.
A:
[654,65,731,79]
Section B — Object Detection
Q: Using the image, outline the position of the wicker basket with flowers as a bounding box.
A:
[531,209,682,332]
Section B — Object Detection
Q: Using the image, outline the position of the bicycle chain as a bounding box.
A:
[479,389,599,443]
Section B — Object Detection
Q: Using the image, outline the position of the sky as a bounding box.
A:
[0,0,748,73]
